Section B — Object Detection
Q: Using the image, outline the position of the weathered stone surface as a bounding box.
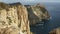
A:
[17,5,30,34]
[0,2,50,34]
[25,4,50,25]
[0,2,30,34]
[49,27,60,34]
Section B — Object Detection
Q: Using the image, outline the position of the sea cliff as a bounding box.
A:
[0,2,50,34]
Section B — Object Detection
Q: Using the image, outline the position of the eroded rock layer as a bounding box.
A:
[0,2,50,34]
[25,4,50,25]
[0,2,30,34]
[49,27,60,34]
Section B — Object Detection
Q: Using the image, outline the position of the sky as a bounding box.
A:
[0,0,60,4]
[0,0,60,3]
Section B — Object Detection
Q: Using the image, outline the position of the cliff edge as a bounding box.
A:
[0,2,50,34]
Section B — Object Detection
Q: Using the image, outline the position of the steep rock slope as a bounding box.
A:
[25,4,50,25]
[0,2,50,34]
[0,2,30,34]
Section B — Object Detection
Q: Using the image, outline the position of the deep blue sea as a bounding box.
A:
[30,3,60,34]
[44,2,60,34]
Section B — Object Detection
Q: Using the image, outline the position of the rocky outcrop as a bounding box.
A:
[0,2,50,34]
[49,27,60,34]
[25,4,50,25]
[0,2,30,34]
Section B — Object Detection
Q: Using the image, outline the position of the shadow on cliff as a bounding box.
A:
[25,5,50,34]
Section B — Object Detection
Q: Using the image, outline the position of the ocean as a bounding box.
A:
[30,2,60,34]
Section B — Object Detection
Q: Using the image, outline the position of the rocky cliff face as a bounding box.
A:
[25,4,50,25]
[0,2,30,34]
[0,2,50,34]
